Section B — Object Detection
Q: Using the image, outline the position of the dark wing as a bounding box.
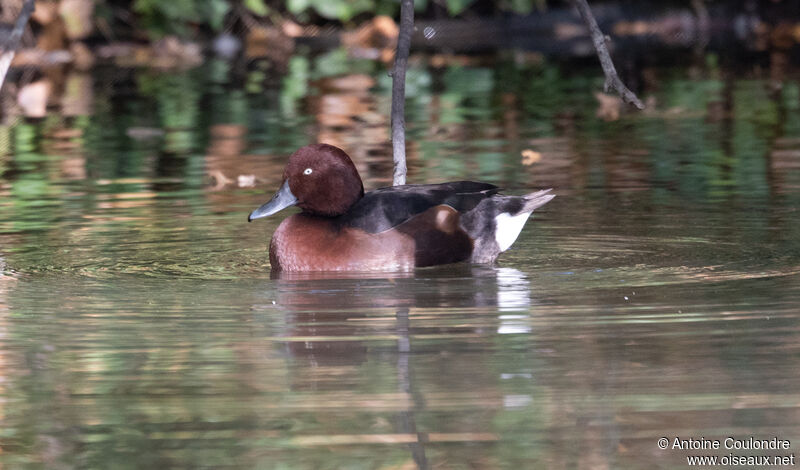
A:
[338,181,500,233]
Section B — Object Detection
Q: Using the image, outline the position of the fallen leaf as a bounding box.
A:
[521,149,542,166]
[237,175,256,188]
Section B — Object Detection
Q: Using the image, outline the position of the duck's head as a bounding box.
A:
[248,144,364,221]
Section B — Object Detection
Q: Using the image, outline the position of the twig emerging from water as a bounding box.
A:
[570,0,644,109]
[390,0,414,186]
[0,0,35,92]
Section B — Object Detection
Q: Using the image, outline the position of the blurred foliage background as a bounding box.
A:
[117,0,550,37]
[3,0,796,43]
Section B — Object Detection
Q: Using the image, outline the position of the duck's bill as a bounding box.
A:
[248,180,298,222]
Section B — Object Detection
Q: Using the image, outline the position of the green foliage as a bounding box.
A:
[244,0,270,16]
[287,0,374,21]
[132,0,230,38]
[372,0,427,16]
[502,0,546,14]
[287,0,429,22]
[0,125,10,164]
[445,0,476,15]
[507,0,531,14]
[126,0,547,37]
[311,47,376,78]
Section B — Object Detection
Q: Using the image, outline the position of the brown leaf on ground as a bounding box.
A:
[342,16,398,50]
[342,16,398,63]
[245,26,294,66]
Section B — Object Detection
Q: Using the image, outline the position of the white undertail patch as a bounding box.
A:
[494,212,532,252]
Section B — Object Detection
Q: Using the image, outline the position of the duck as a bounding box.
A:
[248,144,554,272]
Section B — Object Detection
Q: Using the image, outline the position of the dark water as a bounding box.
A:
[1,51,800,468]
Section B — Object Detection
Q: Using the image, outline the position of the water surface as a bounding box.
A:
[1,53,799,468]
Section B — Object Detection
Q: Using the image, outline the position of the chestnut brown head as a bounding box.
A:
[248,144,364,221]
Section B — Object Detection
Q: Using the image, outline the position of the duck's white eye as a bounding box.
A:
[303,168,313,175]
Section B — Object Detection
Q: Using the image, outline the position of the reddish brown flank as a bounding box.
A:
[269,213,416,271]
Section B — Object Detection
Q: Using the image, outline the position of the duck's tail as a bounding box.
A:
[461,188,554,263]
[520,188,555,213]
[493,189,554,253]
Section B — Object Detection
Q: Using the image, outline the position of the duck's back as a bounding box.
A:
[338,181,500,233]
[335,182,553,266]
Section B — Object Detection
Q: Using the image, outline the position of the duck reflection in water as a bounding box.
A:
[260,266,535,467]
[265,266,535,374]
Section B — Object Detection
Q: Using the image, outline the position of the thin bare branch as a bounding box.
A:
[0,0,36,92]
[570,0,644,109]
[390,0,413,186]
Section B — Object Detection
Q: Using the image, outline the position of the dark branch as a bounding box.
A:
[390,0,414,186]
[570,0,644,109]
[0,0,36,92]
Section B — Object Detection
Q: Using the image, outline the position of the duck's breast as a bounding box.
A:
[269,214,416,271]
